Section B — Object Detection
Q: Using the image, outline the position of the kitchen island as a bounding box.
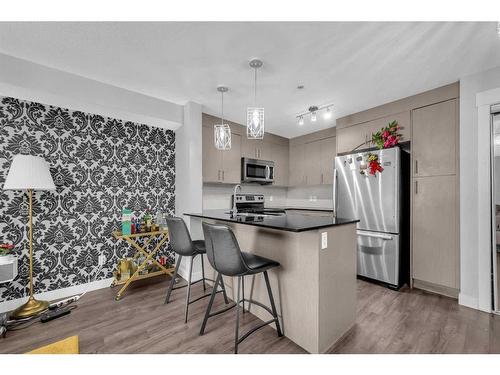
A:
[186,210,359,354]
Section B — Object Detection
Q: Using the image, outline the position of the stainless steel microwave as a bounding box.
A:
[241,158,274,184]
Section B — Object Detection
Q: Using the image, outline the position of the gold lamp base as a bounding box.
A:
[10,297,49,320]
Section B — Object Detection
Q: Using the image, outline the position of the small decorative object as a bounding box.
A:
[360,153,384,176]
[121,208,132,235]
[0,243,14,256]
[247,59,264,139]
[114,258,137,282]
[372,120,401,149]
[214,86,231,150]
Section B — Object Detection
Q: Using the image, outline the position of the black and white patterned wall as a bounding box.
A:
[0,96,175,302]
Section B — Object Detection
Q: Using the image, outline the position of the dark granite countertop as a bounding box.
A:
[185,210,359,233]
[270,206,334,212]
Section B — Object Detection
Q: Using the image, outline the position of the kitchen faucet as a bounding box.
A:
[232,184,242,215]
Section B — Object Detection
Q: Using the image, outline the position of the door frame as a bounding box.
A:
[475,87,500,313]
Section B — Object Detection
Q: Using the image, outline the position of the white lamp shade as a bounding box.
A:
[3,155,56,191]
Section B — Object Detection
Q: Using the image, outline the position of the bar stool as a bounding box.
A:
[164,217,229,323]
[200,222,283,354]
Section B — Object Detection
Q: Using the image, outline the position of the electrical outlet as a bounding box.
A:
[98,255,106,266]
[321,232,328,249]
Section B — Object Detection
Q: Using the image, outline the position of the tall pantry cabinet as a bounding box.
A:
[411,98,459,296]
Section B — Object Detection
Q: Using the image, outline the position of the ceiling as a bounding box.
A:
[0,22,499,138]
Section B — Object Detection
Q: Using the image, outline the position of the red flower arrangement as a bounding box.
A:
[361,153,384,176]
[372,120,401,149]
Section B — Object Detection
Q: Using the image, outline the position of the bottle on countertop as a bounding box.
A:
[144,208,152,232]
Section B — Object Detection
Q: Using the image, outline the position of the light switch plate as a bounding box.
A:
[321,232,327,249]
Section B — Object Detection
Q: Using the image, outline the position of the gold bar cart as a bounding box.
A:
[112,230,174,301]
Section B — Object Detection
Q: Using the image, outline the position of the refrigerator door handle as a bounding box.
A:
[357,230,394,241]
[333,168,338,217]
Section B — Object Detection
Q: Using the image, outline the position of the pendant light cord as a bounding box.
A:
[221,90,224,124]
[254,67,257,107]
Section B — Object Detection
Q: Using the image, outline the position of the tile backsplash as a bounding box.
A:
[203,183,332,209]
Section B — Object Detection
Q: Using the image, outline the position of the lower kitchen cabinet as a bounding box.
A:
[412,175,459,293]
[202,126,241,184]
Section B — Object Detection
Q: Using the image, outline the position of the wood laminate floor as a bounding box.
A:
[1,278,499,354]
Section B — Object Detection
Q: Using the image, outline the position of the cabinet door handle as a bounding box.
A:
[222,170,225,181]
[218,170,221,181]
[321,173,324,184]
[415,180,418,194]
[415,160,418,174]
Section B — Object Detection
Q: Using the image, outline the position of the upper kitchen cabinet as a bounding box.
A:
[202,113,288,185]
[289,128,337,186]
[412,99,457,177]
[304,141,322,185]
[202,126,222,183]
[336,125,367,154]
[336,111,411,154]
[271,142,289,186]
[202,125,242,183]
[319,137,336,184]
[289,143,306,186]
[364,111,411,147]
[241,138,271,160]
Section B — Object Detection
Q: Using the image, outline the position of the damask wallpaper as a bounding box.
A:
[0,96,175,302]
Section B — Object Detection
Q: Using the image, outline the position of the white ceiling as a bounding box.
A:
[0,22,499,138]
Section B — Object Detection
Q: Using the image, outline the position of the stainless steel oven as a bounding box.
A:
[241,158,274,184]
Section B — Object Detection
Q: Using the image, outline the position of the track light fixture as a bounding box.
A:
[296,103,334,125]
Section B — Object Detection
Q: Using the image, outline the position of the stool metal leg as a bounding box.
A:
[263,271,283,337]
[165,255,182,304]
[200,273,221,335]
[241,276,245,314]
[201,255,207,292]
[184,255,194,323]
[220,275,229,304]
[234,276,242,354]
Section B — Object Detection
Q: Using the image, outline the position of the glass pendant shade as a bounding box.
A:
[247,107,264,139]
[214,85,231,150]
[214,123,231,150]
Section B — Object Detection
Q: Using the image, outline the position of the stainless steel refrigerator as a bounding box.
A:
[334,147,409,289]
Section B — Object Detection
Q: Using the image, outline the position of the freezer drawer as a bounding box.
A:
[357,230,399,286]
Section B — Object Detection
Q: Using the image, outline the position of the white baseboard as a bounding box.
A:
[458,293,479,310]
[0,277,114,314]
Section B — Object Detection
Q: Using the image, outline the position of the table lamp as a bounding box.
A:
[3,155,56,319]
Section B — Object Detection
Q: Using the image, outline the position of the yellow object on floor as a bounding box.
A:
[27,335,79,354]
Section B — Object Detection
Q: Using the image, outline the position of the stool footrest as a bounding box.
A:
[237,318,279,345]
[188,289,226,305]
[240,298,275,317]
[172,277,214,291]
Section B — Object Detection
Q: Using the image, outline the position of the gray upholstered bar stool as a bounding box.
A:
[164,217,229,323]
[200,222,283,354]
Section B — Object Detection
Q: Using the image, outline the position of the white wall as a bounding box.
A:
[0,52,183,130]
[175,102,204,280]
[459,65,500,311]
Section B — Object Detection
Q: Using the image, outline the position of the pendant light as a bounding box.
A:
[214,86,231,151]
[247,58,264,140]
